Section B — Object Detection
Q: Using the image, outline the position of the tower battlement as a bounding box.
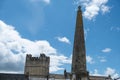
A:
[26,54,50,62]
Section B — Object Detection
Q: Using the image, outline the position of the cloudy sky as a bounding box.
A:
[0,0,120,79]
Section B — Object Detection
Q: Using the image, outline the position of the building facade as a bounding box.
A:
[0,73,29,80]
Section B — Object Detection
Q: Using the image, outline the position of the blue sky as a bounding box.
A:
[0,0,120,79]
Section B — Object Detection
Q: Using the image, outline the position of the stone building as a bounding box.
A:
[0,73,29,80]
[24,54,50,79]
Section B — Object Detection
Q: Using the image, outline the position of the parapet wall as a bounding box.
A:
[26,54,49,62]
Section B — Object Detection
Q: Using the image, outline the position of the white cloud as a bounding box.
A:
[43,0,50,4]
[102,48,111,53]
[86,56,94,64]
[98,56,107,62]
[100,58,106,62]
[0,20,71,73]
[111,27,120,32]
[74,0,110,20]
[56,37,71,44]
[116,27,120,31]
[91,69,103,76]
[105,67,115,76]
[84,4,100,20]
[84,28,90,40]
[91,67,120,79]
[101,5,110,14]
[50,55,72,72]
[30,0,50,4]
[105,67,120,79]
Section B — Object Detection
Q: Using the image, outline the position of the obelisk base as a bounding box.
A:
[72,71,89,80]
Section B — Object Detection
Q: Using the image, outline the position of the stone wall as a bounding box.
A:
[0,73,111,80]
[0,73,29,80]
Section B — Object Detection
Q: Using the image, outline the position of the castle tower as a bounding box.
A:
[24,54,50,78]
[71,6,89,80]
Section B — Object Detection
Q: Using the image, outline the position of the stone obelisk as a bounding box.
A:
[71,6,89,80]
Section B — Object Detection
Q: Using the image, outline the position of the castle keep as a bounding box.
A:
[24,54,50,78]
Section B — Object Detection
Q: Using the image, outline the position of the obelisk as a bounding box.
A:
[71,6,89,80]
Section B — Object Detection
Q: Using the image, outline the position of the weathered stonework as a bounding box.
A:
[24,54,50,77]
[0,73,29,80]
[71,6,89,80]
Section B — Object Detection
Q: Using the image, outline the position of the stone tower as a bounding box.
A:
[24,54,50,78]
[71,6,89,80]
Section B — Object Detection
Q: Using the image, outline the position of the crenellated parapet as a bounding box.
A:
[26,54,50,62]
